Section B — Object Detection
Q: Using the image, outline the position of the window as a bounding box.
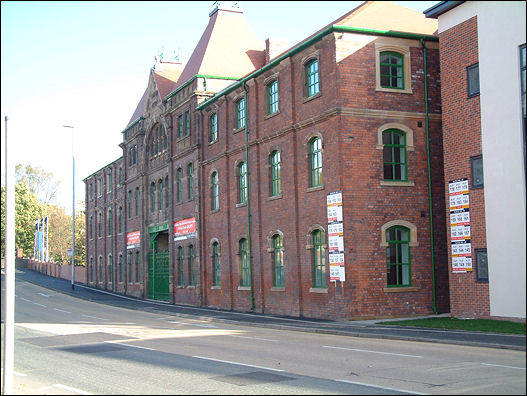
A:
[210,113,218,142]
[128,190,132,219]
[109,254,113,284]
[177,167,183,203]
[185,110,191,136]
[178,246,184,286]
[119,254,123,283]
[268,80,279,114]
[188,162,194,200]
[272,234,284,287]
[98,212,102,238]
[270,150,281,196]
[98,179,102,196]
[383,129,407,181]
[386,226,411,287]
[238,162,248,204]
[118,206,123,233]
[211,171,219,211]
[309,137,322,187]
[467,63,480,97]
[236,98,245,129]
[165,176,169,210]
[135,187,140,217]
[178,114,184,139]
[89,183,94,200]
[380,51,404,89]
[312,230,326,288]
[99,256,104,283]
[471,155,484,188]
[128,252,133,283]
[89,215,93,239]
[129,145,137,166]
[239,238,250,287]
[135,251,140,283]
[119,167,123,184]
[306,59,319,97]
[89,257,94,283]
[158,179,164,210]
[475,248,488,282]
[151,183,156,212]
[108,208,112,235]
[188,245,195,286]
[107,169,113,193]
[213,241,221,286]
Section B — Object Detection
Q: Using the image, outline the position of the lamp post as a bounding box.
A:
[63,125,75,290]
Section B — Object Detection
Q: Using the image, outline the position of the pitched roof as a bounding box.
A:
[174,5,265,89]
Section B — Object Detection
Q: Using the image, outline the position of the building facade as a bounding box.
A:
[84,1,450,320]
[425,1,526,321]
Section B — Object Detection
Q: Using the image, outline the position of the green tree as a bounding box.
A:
[15,164,61,205]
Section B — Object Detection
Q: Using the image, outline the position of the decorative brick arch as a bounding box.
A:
[376,123,415,151]
[380,220,419,247]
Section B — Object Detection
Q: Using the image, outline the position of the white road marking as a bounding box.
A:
[481,363,526,370]
[53,383,93,395]
[38,292,53,297]
[192,356,284,372]
[81,314,107,321]
[336,379,429,395]
[104,341,157,351]
[21,297,31,302]
[53,308,72,314]
[33,302,46,307]
[228,335,277,342]
[323,345,422,358]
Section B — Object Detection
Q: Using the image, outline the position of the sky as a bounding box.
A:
[1,0,438,213]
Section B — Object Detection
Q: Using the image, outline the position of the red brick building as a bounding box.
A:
[84,1,450,320]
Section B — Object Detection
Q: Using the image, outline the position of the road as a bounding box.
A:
[2,277,526,395]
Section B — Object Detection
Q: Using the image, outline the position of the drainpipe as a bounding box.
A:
[243,81,255,311]
[421,38,438,315]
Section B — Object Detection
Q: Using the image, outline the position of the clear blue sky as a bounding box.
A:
[1,1,438,213]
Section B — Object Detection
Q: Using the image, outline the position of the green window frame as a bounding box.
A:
[188,162,194,200]
[270,150,281,196]
[383,129,407,181]
[135,251,140,284]
[178,114,184,138]
[210,113,218,142]
[89,257,94,283]
[211,171,219,211]
[236,98,245,129]
[380,51,404,89]
[98,212,102,237]
[268,80,278,114]
[309,137,322,187]
[108,208,112,235]
[128,252,133,283]
[177,168,183,203]
[213,241,221,286]
[238,162,248,204]
[128,190,132,219]
[158,179,164,210]
[109,254,113,284]
[99,256,104,283]
[240,238,250,287]
[312,229,326,288]
[178,246,184,286]
[188,245,195,286]
[386,226,411,287]
[118,167,123,184]
[272,234,284,287]
[89,215,93,239]
[135,187,140,217]
[118,206,123,233]
[119,254,123,283]
[306,59,319,97]
[108,169,113,193]
[185,110,191,136]
[151,183,156,212]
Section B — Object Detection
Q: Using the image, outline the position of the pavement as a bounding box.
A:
[6,267,526,351]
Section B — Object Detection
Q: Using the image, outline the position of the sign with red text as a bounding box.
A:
[327,191,345,282]
[449,179,472,272]
[127,230,140,249]
[174,217,196,241]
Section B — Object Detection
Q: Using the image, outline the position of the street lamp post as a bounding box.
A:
[63,125,75,290]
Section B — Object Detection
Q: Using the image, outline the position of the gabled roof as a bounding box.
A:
[173,5,265,89]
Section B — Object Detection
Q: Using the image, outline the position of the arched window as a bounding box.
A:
[187,162,194,200]
[165,176,169,209]
[177,246,184,286]
[118,206,123,233]
[151,182,156,212]
[188,245,195,286]
[135,251,140,283]
[118,254,123,283]
[380,51,404,89]
[177,168,183,203]
[211,171,219,211]
[267,80,279,114]
[128,252,133,283]
[309,137,322,187]
[128,190,132,219]
[272,234,284,287]
[239,238,250,286]
[98,212,102,238]
[158,179,164,210]
[108,208,112,235]
[212,241,221,286]
[99,256,104,283]
[312,229,326,288]
[108,254,113,284]
[238,162,248,204]
[386,226,411,287]
[89,215,93,239]
[135,187,140,217]
[383,129,407,181]
[89,257,94,283]
[305,59,319,97]
[270,150,281,196]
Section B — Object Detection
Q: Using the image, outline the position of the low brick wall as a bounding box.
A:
[26,259,86,284]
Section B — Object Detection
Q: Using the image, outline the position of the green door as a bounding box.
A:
[148,251,170,301]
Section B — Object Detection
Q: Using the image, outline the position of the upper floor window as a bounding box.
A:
[128,190,132,219]
[108,208,113,235]
[129,144,138,166]
[151,182,156,212]
[135,187,140,217]
[210,113,218,143]
[98,212,102,238]
[98,178,103,196]
[118,167,123,184]
[176,167,183,203]
[188,162,194,200]
[89,183,94,200]
[239,238,250,287]
[270,150,281,196]
[89,215,93,239]
[267,80,279,114]
[386,226,411,287]
[149,125,167,157]
[236,98,246,129]
[107,169,113,193]
[309,137,322,187]
[118,206,123,233]
[211,171,219,211]
[383,129,407,181]
[185,110,191,136]
[467,63,480,97]
[158,179,164,210]
[178,114,184,138]
[305,59,319,97]
[238,162,248,204]
[272,234,284,287]
[380,51,404,89]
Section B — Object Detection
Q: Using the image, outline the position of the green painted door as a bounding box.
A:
[147,251,170,301]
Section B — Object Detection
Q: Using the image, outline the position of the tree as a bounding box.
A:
[15,164,61,205]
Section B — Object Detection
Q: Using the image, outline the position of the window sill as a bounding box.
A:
[307,185,324,193]
[210,208,220,214]
[211,285,221,290]
[383,287,419,293]
[238,286,251,291]
[187,285,196,289]
[380,180,415,187]
[264,110,280,120]
[376,86,413,95]
[208,139,218,146]
[271,287,285,292]
[303,91,322,103]
[236,202,247,208]
[309,287,328,293]
[233,127,245,134]
[268,194,282,201]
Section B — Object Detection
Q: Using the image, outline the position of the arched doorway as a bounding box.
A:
[147,225,170,301]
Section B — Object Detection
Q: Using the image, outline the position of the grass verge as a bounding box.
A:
[377,317,526,335]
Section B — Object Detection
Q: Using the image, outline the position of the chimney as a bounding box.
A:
[265,37,289,64]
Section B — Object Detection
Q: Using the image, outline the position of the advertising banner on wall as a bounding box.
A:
[327,191,345,282]
[449,178,472,272]
[174,217,196,241]
[127,230,140,249]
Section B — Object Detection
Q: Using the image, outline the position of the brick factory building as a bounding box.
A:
[84,1,451,320]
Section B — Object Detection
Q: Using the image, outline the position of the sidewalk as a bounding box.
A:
[7,267,526,351]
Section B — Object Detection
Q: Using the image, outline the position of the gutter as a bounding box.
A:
[420,38,438,315]
[196,25,438,111]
